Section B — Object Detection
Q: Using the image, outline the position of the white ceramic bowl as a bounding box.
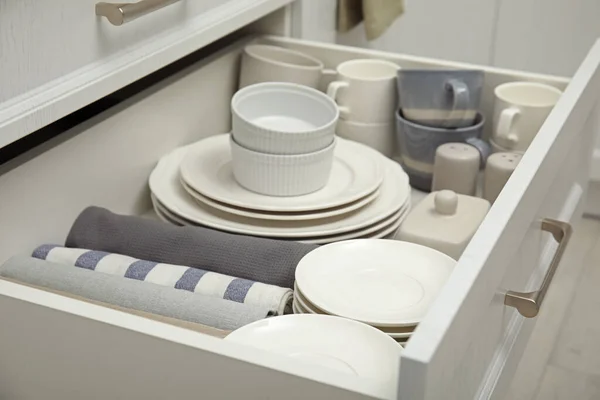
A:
[231,82,339,155]
[230,136,336,196]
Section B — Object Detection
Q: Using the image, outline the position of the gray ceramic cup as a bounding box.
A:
[395,110,490,191]
[397,69,484,128]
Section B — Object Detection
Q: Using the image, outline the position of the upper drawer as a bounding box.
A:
[0,0,294,149]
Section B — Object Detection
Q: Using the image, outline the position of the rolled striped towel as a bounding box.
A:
[33,245,293,315]
[0,256,273,331]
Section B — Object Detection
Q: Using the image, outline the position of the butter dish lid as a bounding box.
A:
[399,190,490,245]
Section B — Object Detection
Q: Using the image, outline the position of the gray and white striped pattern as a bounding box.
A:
[33,245,293,315]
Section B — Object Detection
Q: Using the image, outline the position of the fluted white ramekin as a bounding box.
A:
[230,136,336,196]
[231,82,339,155]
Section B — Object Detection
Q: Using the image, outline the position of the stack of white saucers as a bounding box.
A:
[293,240,457,344]
[148,134,411,244]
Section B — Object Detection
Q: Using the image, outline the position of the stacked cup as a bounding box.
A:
[395,69,490,191]
[230,82,339,197]
[326,59,400,158]
[490,82,562,153]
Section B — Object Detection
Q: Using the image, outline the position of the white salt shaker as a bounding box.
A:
[432,143,480,195]
[483,152,522,203]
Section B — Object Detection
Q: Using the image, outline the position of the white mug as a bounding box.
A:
[239,44,335,90]
[327,59,400,123]
[492,82,562,151]
[336,119,396,158]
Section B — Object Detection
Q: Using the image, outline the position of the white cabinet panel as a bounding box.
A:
[336,0,499,65]
[493,0,600,76]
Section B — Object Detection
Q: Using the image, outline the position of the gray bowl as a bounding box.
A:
[395,109,490,191]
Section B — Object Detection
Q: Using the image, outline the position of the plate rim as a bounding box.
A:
[183,179,382,221]
[179,134,384,212]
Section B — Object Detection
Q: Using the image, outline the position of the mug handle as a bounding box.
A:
[465,137,492,168]
[327,81,350,119]
[496,108,521,149]
[446,79,470,125]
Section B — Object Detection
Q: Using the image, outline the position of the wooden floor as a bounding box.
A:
[506,216,600,400]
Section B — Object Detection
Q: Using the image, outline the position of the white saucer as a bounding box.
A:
[149,146,410,239]
[151,194,408,245]
[179,134,383,212]
[295,239,456,327]
[184,181,380,221]
[225,314,402,398]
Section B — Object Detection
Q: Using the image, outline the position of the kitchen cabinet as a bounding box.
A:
[0,2,599,399]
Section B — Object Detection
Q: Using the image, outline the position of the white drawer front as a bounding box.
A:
[0,0,294,149]
[0,35,599,400]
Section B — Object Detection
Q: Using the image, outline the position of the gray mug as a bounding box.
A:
[395,110,490,191]
[397,69,484,128]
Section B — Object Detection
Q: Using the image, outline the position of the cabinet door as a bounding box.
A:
[398,40,600,400]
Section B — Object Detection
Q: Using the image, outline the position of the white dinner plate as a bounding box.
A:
[149,146,410,239]
[151,194,408,245]
[179,134,383,212]
[292,286,414,339]
[225,314,402,399]
[295,240,456,327]
[184,181,381,221]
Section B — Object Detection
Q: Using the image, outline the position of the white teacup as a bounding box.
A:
[327,59,400,123]
[239,44,335,90]
[492,82,562,151]
[336,119,396,158]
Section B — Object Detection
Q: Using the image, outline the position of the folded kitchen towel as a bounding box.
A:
[0,256,274,331]
[0,276,231,338]
[32,245,293,315]
[65,207,318,289]
[337,0,405,41]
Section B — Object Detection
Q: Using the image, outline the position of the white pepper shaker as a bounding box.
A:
[432,143,480,195]
[483,152,522,203]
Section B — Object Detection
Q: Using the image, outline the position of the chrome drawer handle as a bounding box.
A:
[504,218,572,318]
[96,0,181,26]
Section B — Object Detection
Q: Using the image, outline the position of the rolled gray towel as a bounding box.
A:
[65,207,318,289]
[0,256,273,331]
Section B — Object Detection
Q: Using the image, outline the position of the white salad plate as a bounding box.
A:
[292,285,413,339]
[183,181,381,221]
[225,314,402,399]
[178,134,383,212]
[151,194,408,245]
[149,145,410,239]
[295,240,456,327]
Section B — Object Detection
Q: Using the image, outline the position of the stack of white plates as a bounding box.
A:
[148,134,411,244]
[293,240,457,344]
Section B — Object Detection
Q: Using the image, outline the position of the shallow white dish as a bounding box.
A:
[292,285,414,339]
[183,183,380,221]
[225,314,402,399]
[230,136,335,196]
[295,239,456,327]
[232,82,338,154]
[178,135,384,213]
[151,193,408,245]
[150,145,409,238]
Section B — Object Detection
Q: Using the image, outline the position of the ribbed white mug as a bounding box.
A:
[327,59,400,123]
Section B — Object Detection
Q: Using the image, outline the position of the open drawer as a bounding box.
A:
[0,34,599,400]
